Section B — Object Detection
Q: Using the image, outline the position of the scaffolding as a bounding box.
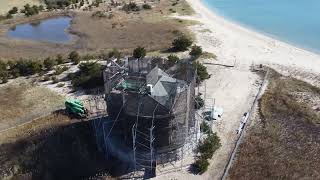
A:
[86,58,214,178]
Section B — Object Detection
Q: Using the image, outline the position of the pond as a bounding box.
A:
[7,17,72,44]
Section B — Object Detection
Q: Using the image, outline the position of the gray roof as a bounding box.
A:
[146,67,186,108]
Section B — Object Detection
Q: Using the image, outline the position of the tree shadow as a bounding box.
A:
[0,120,118,180]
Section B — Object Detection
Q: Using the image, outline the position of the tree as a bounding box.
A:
[56,54,65,64]
[193,132,221,174]
[44,57,57,70]
[142,3,152,10]
[107,48,121,59]
[167,54,179,66]
[80,0,84,7]
[195,94,204,109]
[0,62,9,84]
[133,46,146,59]
[13,60,43,76]
[172,34,192,51]
[8,7,18,14]
[200,121,211,134]
[6,13,13,19]
[122,2,140,12]
[70,62,104,89]
[194,62,210,83]
[69,51,80,64]
[193,157,209,174]
[38,5,44,11]
[190,45,203,58]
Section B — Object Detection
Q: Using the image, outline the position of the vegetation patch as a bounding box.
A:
[0,79,64,130]
[69,62,104,89]
[192,132,221,174]
[228,70,320,179]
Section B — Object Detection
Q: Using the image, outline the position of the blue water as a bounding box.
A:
[7,17,72,43]
[202,0,320,53]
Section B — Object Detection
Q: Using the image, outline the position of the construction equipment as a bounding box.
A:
[65,99,87,118]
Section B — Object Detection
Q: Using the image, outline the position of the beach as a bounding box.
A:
[183,0,320,86]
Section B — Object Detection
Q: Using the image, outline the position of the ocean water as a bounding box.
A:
[7,17,72,43]
[202,0,320,53]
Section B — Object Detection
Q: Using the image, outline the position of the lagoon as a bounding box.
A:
[202,0,320,53]
[7,17,72,43]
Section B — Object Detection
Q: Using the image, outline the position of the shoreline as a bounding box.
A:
[185,0,320,77]
[200,0,320,56]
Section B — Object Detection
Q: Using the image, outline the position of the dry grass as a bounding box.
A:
[0,78,64,131]
[0,0,194,60]
[228,70,320,180]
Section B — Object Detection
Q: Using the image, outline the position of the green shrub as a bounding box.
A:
[80,0,84,7]
[44,57,57,70]
[54,66,69,75]
[11,60,43,76]
[193,132,221,174]
[0,62,9,84]
[195,94,204,109]
[8,7,18,14]
[189,45,203,59]
[196,132,221,159]
[22,4,40,17]
[92,11,106,18]
[51,76,59,84]
[57,83,65,87]
[70,62,104,89]
[43,76,51,81]
[122,2,140,12]
[200,121,211,134]
[107,48,121,59]
[133,46,146,59]
[168,54,179,63]
[167,54,179,67]
[44,0,75,9]
[69,51,81,64]
[172,34,193,51]
[6,13,13,19]
[194,62,210,83]
[39,5,44,11]
[193,157,209,174]
[56,54,65,64]
[142,4,152,10]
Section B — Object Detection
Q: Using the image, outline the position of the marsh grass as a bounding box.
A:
[229,70,320,179]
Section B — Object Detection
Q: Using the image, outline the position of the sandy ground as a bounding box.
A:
[156,0,320,179]
[0,0,41,15]
[182,0,320,86]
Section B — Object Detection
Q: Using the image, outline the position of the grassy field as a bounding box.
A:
[228,70,320,179]
[0,113,116,180]
[0,78,64,131]
[0,0,195,60]
[0,0,41,15]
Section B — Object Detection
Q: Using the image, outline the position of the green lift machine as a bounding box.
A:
[65,99,87,118]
